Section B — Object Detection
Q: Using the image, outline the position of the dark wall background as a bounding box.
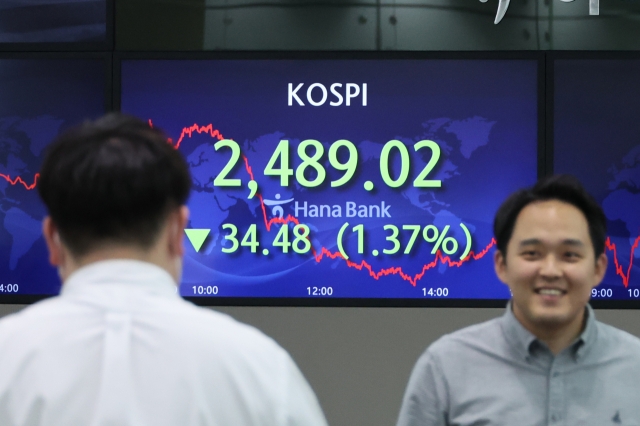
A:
[115,0,640,51]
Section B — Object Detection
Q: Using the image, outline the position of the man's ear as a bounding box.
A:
[42,217,64,267]
[593,252,608,288]
[168,206,189,258]
[494,250,508,285]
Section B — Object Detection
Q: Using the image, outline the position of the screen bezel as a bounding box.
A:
[2,51,640,308]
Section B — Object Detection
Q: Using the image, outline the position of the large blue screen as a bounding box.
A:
[121,58,538,301]
[555,59,640,302]
[0,57,106,297]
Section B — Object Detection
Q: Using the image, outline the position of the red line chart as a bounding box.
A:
[312,241,497,287]
[0,173,39,190]
[3,120,639,287]
[173,123,226,149]
[606,236,640,288]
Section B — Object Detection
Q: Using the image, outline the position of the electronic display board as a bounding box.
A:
[554,57,640,304]
[120,56,540,305]
[0,56,107,301]
[0,1,108,46]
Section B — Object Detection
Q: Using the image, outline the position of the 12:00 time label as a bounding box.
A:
[307,287,333,296]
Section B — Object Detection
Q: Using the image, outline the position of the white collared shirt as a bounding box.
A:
[0,259,328,426]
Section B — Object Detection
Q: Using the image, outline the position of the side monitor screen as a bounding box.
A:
[0,57,106,298]
[121,58,539,304]
[555,59,640,303]
[0,1,107,43]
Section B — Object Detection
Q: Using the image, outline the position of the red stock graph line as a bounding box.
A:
[0,121,221,192]
[312,240,497,287]
[606,236,640,288]
[0,173,39,190]
[4,121,639,287]
[175,123,225,149]
[149,119,227,148]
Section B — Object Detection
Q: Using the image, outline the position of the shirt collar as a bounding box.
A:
[62,259,178,299]
[500,301,598,361]
[500,301,538,360]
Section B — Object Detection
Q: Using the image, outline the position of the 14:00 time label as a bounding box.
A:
[0,284,18,293]
[422,288,449,297]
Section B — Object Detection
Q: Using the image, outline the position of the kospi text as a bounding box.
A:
[288,83,368,106]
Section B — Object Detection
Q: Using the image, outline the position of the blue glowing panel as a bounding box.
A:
[122,59,538,301]
[555,59,640,301]
[0,58,106,296]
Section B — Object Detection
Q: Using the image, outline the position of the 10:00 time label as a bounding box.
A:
[192,286,219,295]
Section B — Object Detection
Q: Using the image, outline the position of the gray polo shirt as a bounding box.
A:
[397,304,640,426]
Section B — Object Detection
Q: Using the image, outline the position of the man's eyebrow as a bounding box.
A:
[561,239,585,247]
[518,238,586,247]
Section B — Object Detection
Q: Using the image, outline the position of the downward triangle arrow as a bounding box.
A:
[184,229,211,252]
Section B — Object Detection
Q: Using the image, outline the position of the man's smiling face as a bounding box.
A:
[495,199,607,336]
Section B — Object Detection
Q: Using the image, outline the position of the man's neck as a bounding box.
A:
[61,245,179,285]
[513,306,586,355]
[535,324,583,355]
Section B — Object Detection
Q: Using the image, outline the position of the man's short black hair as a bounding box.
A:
[493,174,607,259]
[38,113,191,256]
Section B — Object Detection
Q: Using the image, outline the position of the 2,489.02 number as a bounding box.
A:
[213,138,442,189]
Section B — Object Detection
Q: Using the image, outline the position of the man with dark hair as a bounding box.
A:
[397,175,640,425]
[0,114,328,426]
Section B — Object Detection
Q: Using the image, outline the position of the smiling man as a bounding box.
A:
[397,175,640,426]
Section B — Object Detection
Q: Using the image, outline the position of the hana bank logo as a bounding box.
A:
[263,193,294,218]
[482,0,599,24]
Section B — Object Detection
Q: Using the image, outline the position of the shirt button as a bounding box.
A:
[551,414,558,422]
